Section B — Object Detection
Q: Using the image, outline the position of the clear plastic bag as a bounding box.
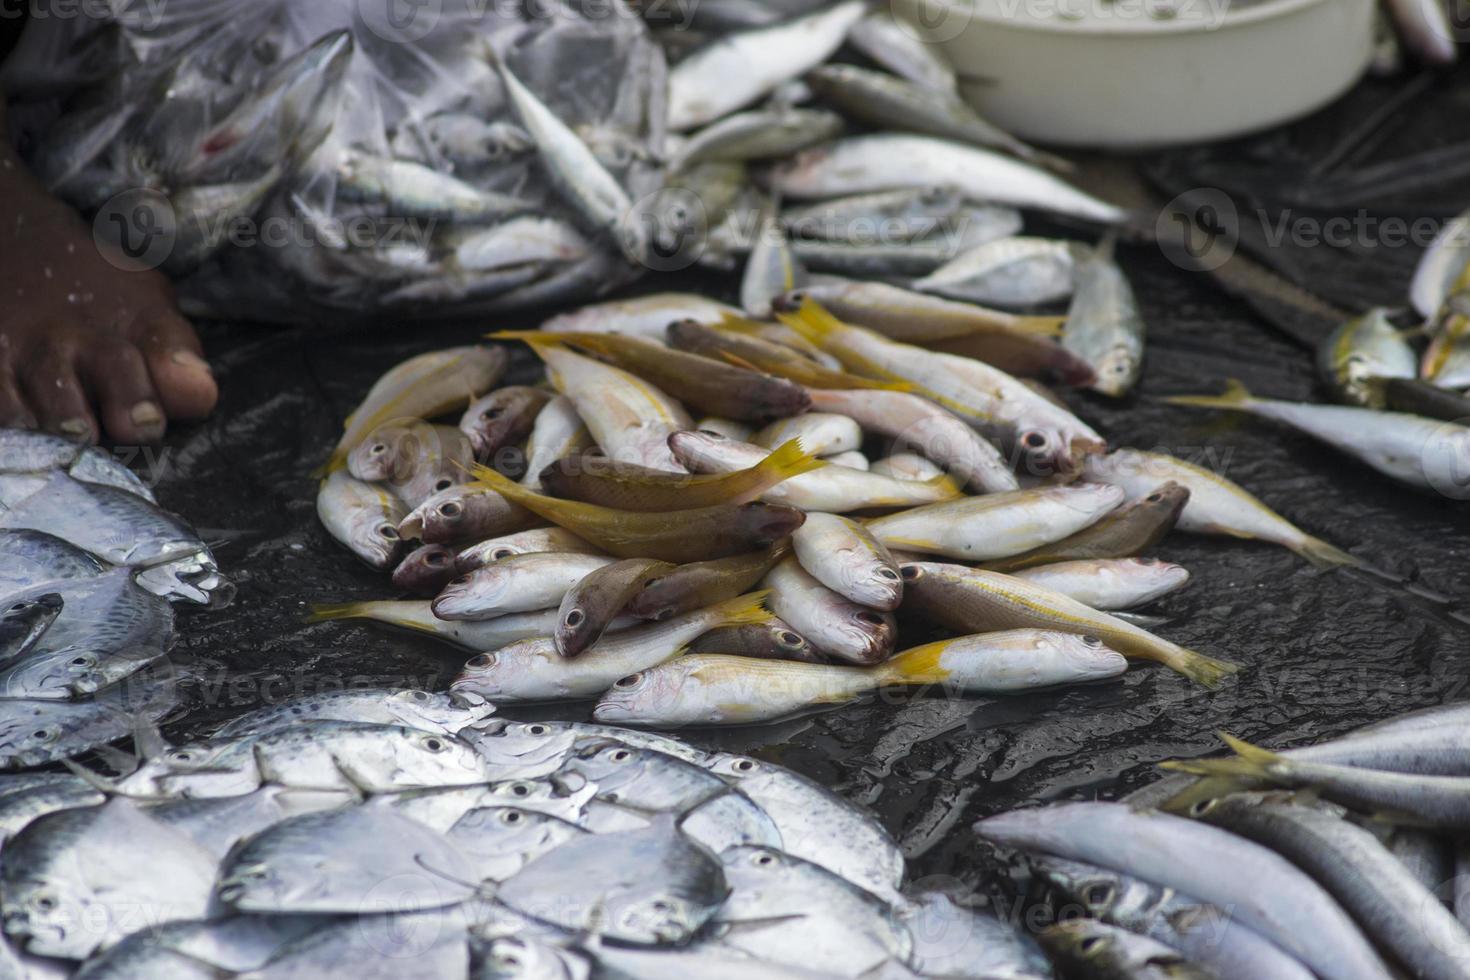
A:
[2,0,666,323]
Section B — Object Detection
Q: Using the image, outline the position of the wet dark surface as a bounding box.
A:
[146,66,1470,909]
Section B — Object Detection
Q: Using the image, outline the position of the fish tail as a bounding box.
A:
[1160,732,1283,781]
[873,641,948,686]
[1293,534,1361,569]
[776,297,845,347]
[1012,315,1067,337]
[706,589,775,627]
[1160,378,1253,411]
[1163,647,1239,688]
[756,439,824,484]
[305,601,376,624]
[1157,775,1258,815]
[923,472,964,499]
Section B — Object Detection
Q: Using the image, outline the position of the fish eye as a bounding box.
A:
[422,737,446,752]
[435,479,453,492]
[9,601,29,612]
[614,673,642,688]
[751,852,777,867]
[564,610,585,628]
[1146,492,1163,502]
[439,501,463,519]
[172,751,193,762]
[378,524,399,540]
[697,429,726,439]
[411,691,429,701]
[30,728,55,743]
[425,552,448,565]
[369,443,387,455]
[733,758,756,772]
[607,748,632,762]
[855,611,884,626]
[510,782,532,797]
[1079,936,1104,954]
[466,653,494,669]
[900,565,920,581]
[650,899,673,913]
[450,575,470,587]
[526,724,549,736]
[499,810,523,825]
[69,654,94,667]
[1082,882,1114,907]
[1022,432,1048,450]
[1081,635,1102,647]
[778,631,803,647]
[1190,798,1217,817]
[877,567,900,581]
[491,548,515,560]
[33,895,56,911]
[482,407,504,420]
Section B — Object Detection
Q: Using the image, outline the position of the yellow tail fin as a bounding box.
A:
[872,640,950,686]
[1169,649,1240,688]
[1160,732,1284,780]
[705,589,775,628]
[1293,535,1361,570]
[755,439,824,485]
[1161,379,1253,411]
[776,297,846,346]
[305,601,371,624]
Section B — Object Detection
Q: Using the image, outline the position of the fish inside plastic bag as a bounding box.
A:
[1,0,667,323]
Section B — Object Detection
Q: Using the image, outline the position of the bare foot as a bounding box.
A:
[0,103,218,445]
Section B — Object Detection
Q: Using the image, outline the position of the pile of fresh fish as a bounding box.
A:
[0,699,1049,979]
[309,266,1376,728]
[0,429,231,773]
[979,701,1470,980]
[0,0,1144,324]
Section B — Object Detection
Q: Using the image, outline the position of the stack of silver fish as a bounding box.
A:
[0,429,230,773]
[0,700,1050,978]
[1,0,1143,323]
[309,260,1378,727]
[982,702,1470,980]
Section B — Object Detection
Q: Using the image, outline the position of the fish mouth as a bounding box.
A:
[590,700,633,723]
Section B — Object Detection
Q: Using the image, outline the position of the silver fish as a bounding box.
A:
[913,236,1082,307]
[1063,234,1146,396]
[672,107,843,171]
[1317,308,1417,408]
[212,688,494,739]
[845,10,959,92]
[0,593,64,668]
[1013,559,1190,611]
[792,512,902,610]
[975,801,1394,980]
[763,558,895,665]
[316,469,406,570]
[770,136,1127,224]
[1039,918,1214,980]
[782,186,968,245]
[431,553,616,621]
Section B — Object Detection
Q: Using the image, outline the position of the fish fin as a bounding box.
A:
[775,297,845,346]
[756,439,824,484]
[1292,535,1361,570]
[1093,230,1120,263]
[469,462,532,502]
[1011,315,1067,337]
[922,472,964,498]
[874,640,948,686]
[706,590,775,627]
[304,601,372,624]
[1160,378,1253,411]
[131,715,170,762]
[1160,732,1283,780]
[60,760,172,802]
[1168,649,1239,688]
[718,351,764,373]
[1157,775,1256,815]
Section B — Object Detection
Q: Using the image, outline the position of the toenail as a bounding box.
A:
[58,418,90,438]
[130,401,163,428]
[170,350,212,374]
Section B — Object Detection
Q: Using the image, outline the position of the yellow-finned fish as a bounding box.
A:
[539,440,821,512]
[669,430,961,513]
[323,346,507,474]
[315,470,406,570]
[1316,308,1415,408]
[865,485,1123,561]
[900,561,1237,686]
[590,630,1126,727]
[775,297,1103,473]
[666,318,912,393]
[306,600,588,651]
[1081,448,1358,568]
[451,591,773,703]
[468,465,806,563]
